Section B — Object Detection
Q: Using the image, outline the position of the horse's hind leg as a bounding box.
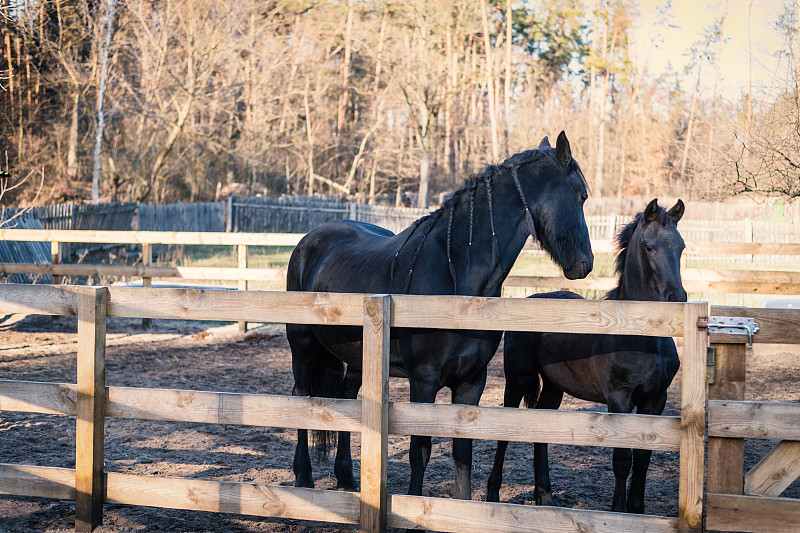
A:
[287,323,343,489]
[627,393,668,513]
[334,365,362,491]
[533,375,563,506]
[486,370,534,502]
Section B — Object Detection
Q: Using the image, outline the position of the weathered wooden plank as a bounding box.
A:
[360,295,390,533]
[106,386,362,432]
[0,380,77,415]
[711,306,800,344]
[706,492,800,533]
[389,403,681,451]
[503,275,618,290]
[745,440,800,497]
[0,283,79,315]
[388,494,679,533]
[106,288,365,324]
[0,263,287,281]
[678,302,707,533]
[706,343,746,496]
[506,274,800,296]
[686,242,800,255]
[0,464,75,500]
[0,229,303,246]
[75,287,107,531]
[390,295,686,337]
[104,472,359,524]
[709,401,800,440]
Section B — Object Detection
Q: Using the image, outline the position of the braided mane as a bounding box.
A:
[391,147,567,293]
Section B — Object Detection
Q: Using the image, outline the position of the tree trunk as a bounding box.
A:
[680,69,701,183]
[480,0,500,161]
[595,5,609,195]
[92,0,116,205]
[417,140,430,209]
[707,2,728,163]
[504,0,512,154]
[67,90,80,180]
[304,78,314,195]
[336,0,354,138]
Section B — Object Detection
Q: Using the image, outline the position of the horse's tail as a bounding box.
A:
[310,351,346,461]
[523,343,543,410]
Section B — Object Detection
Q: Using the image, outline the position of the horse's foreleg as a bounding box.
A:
[408,381,438,497]
[486,373,530,502]
[627,448,652,513]
[627,393,668,513]
[609,393,635,512]
[533,376,562,506]
[334,365,362,491]
[450,370,488,500]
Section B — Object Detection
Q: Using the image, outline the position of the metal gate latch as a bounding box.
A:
[707,317,760,345]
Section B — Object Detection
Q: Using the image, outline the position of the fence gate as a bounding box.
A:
[705,306,800,533]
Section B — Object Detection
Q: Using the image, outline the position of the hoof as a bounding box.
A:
[535,487,556,506]
[486,491,500,503]
[294,478,314,489]
[337,480,358,491]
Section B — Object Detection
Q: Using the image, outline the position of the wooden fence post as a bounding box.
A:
[679,302,708,533]
[141,243,152,328]
[361,295,390,533]
[75,287,108,531]
[51,241,61,285]
[238,244,247,333]
[707,341,747,495]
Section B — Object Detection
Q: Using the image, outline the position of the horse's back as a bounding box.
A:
[287,219,397,293]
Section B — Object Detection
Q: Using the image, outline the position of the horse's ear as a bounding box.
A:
[539,136,551,149]
[645,198,660,222]
[669,199,685,223]
[555,131,571,168]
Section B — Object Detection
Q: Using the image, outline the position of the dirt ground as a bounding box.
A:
[0,313,798,532]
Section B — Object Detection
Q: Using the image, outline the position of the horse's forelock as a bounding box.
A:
[613,204,676,275]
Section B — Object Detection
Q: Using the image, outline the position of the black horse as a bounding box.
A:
[486,198,686,513]
[286,132,593,500]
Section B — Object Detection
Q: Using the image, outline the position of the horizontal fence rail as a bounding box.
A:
[2,230,800,298]
[0,284,708,532]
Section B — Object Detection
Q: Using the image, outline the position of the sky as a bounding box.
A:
[632,0,791,101]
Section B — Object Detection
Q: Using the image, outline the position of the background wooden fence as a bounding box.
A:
[1,229,799,302]
[0,284,707,533]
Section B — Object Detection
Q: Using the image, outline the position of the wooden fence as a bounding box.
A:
[2,229,800,299]
[0,284,707,533]
[705,306,800,533]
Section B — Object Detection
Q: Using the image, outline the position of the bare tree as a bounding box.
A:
[92,0,117,204]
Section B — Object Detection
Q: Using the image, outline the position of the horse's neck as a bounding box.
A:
[456,179,528,295]
[614,254,655,301]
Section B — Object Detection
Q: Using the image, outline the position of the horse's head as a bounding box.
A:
[514,131,593,280]
[615,198,687,302]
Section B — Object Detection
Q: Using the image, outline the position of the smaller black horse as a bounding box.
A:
[486,198,686,514]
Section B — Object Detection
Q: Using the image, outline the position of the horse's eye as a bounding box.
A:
[580,192,588,203]
[645,244,654,253]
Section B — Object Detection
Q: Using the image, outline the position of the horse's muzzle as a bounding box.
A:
[662,285,688,302]
[563,256,593,280]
